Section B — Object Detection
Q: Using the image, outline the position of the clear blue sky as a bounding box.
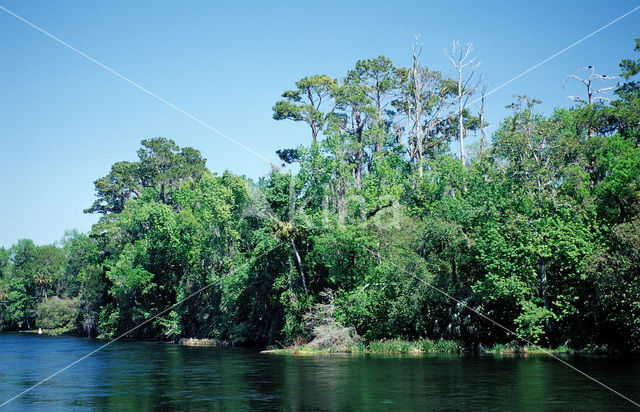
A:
[1,1,638,248]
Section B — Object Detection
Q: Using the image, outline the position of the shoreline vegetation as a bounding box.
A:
[263,339,461,355]
[7,332,591,356]
[19,328,77,336]
[262,339,588,356]
[1,39,640,354]
[9,329,622,359]
[178,337,226,347]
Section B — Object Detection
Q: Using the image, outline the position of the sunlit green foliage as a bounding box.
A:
[36,296,80,333]
[2,40,640,353]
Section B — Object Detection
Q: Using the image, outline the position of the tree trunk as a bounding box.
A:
[479,94,486,154]
[355,122,364,188]
[458,69,465,166]
[540,256,552,333]
[452,256,458,289]
[291,238,308,297]
[540,257,548,310]
[375,83,384,153]
[413,50,424,178]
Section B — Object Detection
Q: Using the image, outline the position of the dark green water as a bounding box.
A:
[0,334,638,411]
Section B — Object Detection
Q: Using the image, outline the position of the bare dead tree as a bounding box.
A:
[564,66,617,138]
[445,41,481,166]
[303,290,363,351]
[412,39,425,176]
[393,37,457,177]
[474,78,489,154]
[391,38,426,175]
[564,66,617,106]
[421,71,458,161]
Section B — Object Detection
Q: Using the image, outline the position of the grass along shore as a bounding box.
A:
[263,338,462,355]
[262,338,584,356]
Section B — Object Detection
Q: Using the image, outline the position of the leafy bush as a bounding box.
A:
[36,296,80,333]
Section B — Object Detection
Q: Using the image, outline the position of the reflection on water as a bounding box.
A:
[0,334,638,411]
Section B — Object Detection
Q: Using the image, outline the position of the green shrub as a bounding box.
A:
[36,296,80,333]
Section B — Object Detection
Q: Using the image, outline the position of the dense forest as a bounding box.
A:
[1,39,639,352]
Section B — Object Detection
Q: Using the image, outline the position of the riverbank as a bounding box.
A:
[3,331,607,356]
[178,338,228,347]
[262,338,583,356]
[262,338,461,355]
[19,328,79,336]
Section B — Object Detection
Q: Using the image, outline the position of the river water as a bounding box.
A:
[0,334,638,410]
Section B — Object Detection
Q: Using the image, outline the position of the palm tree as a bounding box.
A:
[244,172,311,297]
[273,219,308,297]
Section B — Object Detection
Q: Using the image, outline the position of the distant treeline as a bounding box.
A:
[1,39,639,352]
